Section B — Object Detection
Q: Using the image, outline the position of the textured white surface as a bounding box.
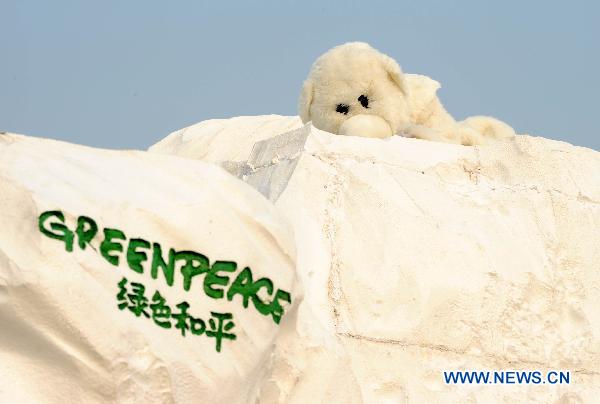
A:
[0,133,298,403]
[152,116,600,403]
[150,115,302,176]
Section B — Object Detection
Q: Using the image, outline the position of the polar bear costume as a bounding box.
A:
[298,42,515,145]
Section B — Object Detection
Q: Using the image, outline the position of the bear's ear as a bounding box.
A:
[380,53,409,97]
[298,78,314,123]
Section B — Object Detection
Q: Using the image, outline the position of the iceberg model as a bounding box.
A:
[0,133,297,403]
[151,115,600,403]
[1,113,599,402]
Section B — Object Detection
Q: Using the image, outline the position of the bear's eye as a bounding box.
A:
[336,104,349,115]
[358,95,369,108]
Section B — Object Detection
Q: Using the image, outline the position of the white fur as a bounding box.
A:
[339,114,392,138]
[299,42,409,137]
[299,42,516,145]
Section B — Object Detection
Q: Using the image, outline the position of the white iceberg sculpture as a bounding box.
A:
[151,115,600,402]
[0,133,298,403]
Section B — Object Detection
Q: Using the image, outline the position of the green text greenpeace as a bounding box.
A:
[38,211,292,325]
[118,276,236,352]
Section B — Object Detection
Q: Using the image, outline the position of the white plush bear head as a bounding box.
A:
[298,42,410,138]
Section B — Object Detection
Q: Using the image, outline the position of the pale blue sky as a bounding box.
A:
[1,1,599,150]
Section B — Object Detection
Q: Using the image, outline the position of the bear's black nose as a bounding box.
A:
[358,95,369,108]
[336,104,349,115]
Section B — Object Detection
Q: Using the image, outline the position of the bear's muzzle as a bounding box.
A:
[338,114,393,139]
